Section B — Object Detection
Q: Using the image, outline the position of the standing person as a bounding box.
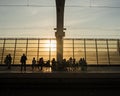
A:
[20,54,27,71]
[68,57,73,71]
[32,57,36,71]
[51,58,56,71]
[79,58,83,71]
[62,58,67,71]
[82,58,87,71]
[4,54,12,69]
[72,58,76,71]
[8,54,12,69]
[38,57,44,71]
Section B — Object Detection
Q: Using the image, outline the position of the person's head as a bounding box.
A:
[8,54,11,56]
[52,58,55,60]
[69,57,72,60]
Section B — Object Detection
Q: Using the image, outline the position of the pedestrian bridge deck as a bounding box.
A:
[0,65,120,96]
[0,65,120,78]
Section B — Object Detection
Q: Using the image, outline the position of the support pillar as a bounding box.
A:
[55,0,65,68]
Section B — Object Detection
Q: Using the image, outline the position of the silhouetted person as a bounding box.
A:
[82,58,87,71]
[79,58,83,70]
[72,58,76,66]
[4,55,8,65]
[72,58,76,71]
[4,55,9,67]
[62,58,67,71]
[51,58,56,71]
[4,54,12,69]
[79,58,87,71]
[38,57,44,71]
[68,57,73,71]
[8,54,12,69]
[32,57,36,71]
[20,54,27,71]
[45,60,50,67]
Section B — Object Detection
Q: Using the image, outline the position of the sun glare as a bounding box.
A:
[45,40,56,51]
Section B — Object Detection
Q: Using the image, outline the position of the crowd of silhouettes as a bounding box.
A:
[4,54,87,71]
[31,56,87,71]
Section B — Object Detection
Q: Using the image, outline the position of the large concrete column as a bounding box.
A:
[55,0,65,65]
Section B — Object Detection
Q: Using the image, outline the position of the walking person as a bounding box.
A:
[20,54,27,71]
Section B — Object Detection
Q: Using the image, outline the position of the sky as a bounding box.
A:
[0,0,120,39]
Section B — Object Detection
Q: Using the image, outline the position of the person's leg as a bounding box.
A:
[32,64,33,70]
[38,64,39,70]
[9,63,11,69]
[41,65,43,70]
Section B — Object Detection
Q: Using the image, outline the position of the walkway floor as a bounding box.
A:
[0,66,120,73]
[0,66,120,96]
[0,66,120,79]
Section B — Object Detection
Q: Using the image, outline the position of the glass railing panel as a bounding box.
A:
[64,48,73,51]
[64,40,72,44]
[4,44,15,48]
[17,40,27,44]
[16,44,27,48]
[0,38,120,65]
[28,40,38,44]
[5,40,15,44]
[0,40,4,44]
[28,44,38,48]
[27,48,38,51]
[74,52,85,61]
[0,43,3,47]
[27,52,37,56]
[63,52,73,60]
[64,44,73,47]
